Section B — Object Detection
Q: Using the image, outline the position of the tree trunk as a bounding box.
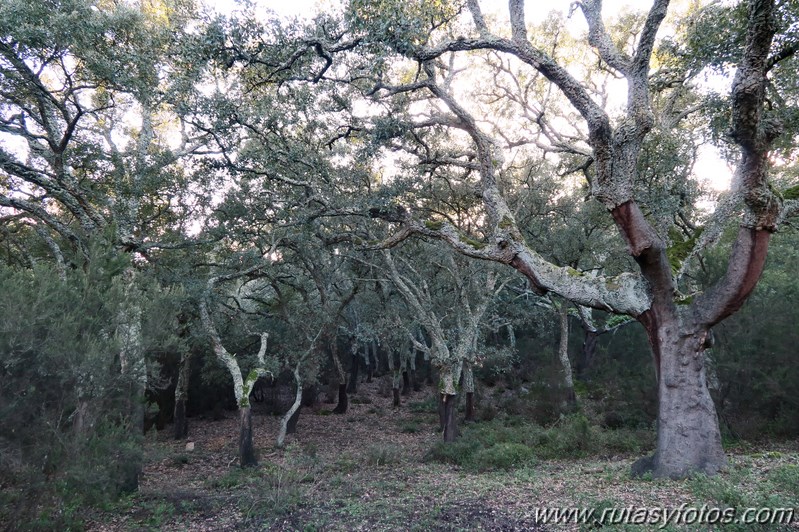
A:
[401,370,411,395]
[632,313,727,479]
[411,351,420,391]
[332,384,348,414]
[557,303,576,405]
[72,398,90,437]
[239,406,257,467]
[576,329,599,379]
[463,364,475,422]
[441,393,458,442]
[465,393,475,422]
[347,353,359,394]
[173,399,188,440]
[173,351,192,440]
[286,407,301,435]
[277,366,303,447]
[393,386,401,407]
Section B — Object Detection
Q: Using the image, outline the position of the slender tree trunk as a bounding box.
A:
[239,406,257,467]
[173,351,192,440]
[411,351,420,391]
[438,393,445,431]
[576,330,599,379]
[425,353,434,386]
[365,344,373,383]
[347,352,359,394]
[117,270,144,491]
[277,367,303,448]
[331,343,348,414]
[557,303,576,405]
[333,384,348,414]
[388,349,400,406]
[401,370,411,395]
[633,317,726,479]
[463,364,475,422]
[72,398,90,438]
[286,408,301,434]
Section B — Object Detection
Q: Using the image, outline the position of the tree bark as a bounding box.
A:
[238,406,257,467]
[347,353,359,394]
[401,370,411,395]
[333,383,348,414]
[576,329,599,379]
[441,393,458,442]
[286,407,302,435]
[331,339,348,413]
[277,365,303,447]
[173,351,192,440]
[463,363,475,422]
[632,315,727,479]
[465,393,475,422]
[410,350,420,391]
[557,302,576,405]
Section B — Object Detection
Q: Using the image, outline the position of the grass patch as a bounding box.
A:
[769,464,799,497]
[408,397,438,414]
[426,415,653,472]
[351,396,373,405]
[690,473,747,508]
[471,443,536,471]
[365,444,401,467]
[399,421,420,433]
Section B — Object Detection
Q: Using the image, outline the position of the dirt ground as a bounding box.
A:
[86,380,799,531]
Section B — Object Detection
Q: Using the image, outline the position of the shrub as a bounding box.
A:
[471,443,536,471]
[426,416,655,471]
[365,445,401,466]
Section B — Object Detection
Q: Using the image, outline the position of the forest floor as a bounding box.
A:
[86,380,799,531]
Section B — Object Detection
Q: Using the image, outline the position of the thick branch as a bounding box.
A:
[577,0,632,74]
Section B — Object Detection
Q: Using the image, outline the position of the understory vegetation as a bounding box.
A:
[6,381,793,531]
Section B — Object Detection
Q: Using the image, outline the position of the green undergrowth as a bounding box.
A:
[426,414,654,472]
[206,451,320,522]
[687,462,799,531]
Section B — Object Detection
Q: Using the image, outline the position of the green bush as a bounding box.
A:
[365,444,401,466]
[0,249,180,528]
[471,443,536,471]
[427,438,482,468]
[426,416,654,471]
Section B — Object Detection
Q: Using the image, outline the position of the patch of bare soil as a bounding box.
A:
[87,380,799,531]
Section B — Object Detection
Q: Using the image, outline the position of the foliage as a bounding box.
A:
[427,416,653,471]
[0,243,181,527]
[701,230,799,439]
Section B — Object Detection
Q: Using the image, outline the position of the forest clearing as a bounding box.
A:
[76,379,798,531]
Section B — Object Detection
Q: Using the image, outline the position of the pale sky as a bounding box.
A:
[210,0,655,23]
